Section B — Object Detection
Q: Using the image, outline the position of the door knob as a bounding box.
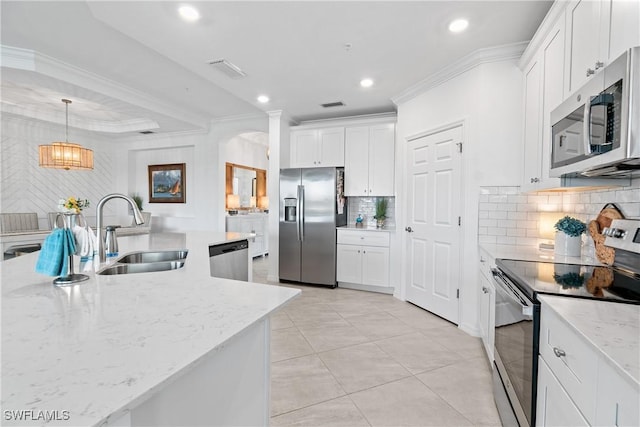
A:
[405,226,413,232]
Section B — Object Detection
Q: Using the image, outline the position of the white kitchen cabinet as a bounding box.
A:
[290,127,345,168]
[344,124,394,196]
[336,229,390,290]
[521,18,565,192]
[564,0,640,96]
[537,356,590,427]
[539,302,599,424]
[226,214,268,257]
[478,250,495,362]
[595,359,640,427]
[538,300,640,426]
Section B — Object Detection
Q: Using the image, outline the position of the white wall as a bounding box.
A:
[1,115,120,228]
[395,59,523,336]
[115,114,269,233]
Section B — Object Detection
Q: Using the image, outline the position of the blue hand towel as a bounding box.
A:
[35,228,77,277]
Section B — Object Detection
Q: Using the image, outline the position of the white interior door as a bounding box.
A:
[404,125,463,324]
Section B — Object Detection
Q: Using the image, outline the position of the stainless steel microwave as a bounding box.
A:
[550,46,639,177]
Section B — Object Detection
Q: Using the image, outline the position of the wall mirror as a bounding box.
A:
[225,163,267,210]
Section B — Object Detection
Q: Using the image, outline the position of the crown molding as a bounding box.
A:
[210,112,268,125]
[391,42,528,105]
[1,45,209,131]
[293,112,397,129]
[518,0,569,69]
[0,103,160,133]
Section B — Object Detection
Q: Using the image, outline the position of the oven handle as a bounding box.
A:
[491,268,534,318]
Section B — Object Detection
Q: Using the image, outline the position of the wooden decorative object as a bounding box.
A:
[588,204,624,265]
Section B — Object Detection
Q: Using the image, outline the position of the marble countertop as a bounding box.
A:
[1,231,300,426]
[538,295,639,385]
[337,225,396,232]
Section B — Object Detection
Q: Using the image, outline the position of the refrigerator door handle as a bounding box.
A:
[299,184,305,241]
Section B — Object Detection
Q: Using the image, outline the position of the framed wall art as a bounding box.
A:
[148,163,186,203]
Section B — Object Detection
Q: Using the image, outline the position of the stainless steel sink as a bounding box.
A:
[97,261,186,275]
[116,250,189,264]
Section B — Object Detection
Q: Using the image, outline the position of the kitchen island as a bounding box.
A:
[1,232,300,426]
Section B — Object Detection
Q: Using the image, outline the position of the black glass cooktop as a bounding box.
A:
[496,259,640,304]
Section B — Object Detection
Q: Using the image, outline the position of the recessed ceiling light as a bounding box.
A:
[178,5,200,22]
[360,78,374,88]
[449,18,469,33]
[257,95,270,104]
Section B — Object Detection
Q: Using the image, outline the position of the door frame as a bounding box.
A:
[399,119,466,314]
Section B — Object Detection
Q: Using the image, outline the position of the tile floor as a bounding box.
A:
[252,256,501,427]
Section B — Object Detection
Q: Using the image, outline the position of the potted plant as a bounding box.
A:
[554,216,586,256]
[131,194,144,212]
[374,198,388,229]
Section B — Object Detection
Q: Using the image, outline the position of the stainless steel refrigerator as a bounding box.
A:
[279,167,346,287]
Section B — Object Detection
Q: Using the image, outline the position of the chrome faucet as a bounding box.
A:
[96,193,145,262]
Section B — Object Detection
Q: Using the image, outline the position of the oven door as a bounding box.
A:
[491,268,539,427]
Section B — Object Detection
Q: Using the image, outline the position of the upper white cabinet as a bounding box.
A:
[344,123,395,197]
[290,127,345,168]
[522,18,565,192]
[565,0,640,95]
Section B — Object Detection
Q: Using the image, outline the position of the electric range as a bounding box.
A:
[491,218,640,427]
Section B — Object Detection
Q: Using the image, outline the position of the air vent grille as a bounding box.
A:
[207,59,247,79]
[321,101,345,108]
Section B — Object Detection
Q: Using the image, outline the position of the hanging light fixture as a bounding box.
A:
[39,99,94,170]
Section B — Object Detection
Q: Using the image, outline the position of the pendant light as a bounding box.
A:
[39,99,94,170]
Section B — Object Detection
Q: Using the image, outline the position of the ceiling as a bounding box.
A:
[1,1,553,135]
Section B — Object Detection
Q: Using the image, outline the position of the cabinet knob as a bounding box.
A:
[595,60,604,70]
[357,250,361,253]
[553,347,566,358]
[405,226,413,232]
[480,257,486,263]
[482,287,489,294]
[364,189,367,193]
[586,68,595,77]
[530,177,540,183]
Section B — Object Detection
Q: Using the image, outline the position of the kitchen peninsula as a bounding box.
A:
[1,232,300,426]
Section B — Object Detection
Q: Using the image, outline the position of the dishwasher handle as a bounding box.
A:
[209,240,249,257]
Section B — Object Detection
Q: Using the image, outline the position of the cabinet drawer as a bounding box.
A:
[337,230,389,247]
[539,303,598,423]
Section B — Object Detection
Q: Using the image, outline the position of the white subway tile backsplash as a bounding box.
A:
[478,235,497,244]
[499,187,520,195]
[479,219,498,228]
[479,202,498,211]
[508,211,528,220]
[487,227,506,236]
[489,195,508,204]
[488,211,508,220]
[478,183,639,244]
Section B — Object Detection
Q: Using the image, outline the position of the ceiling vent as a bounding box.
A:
[139,130,154,134]
[321,101,345,108]
[207,59,247,79]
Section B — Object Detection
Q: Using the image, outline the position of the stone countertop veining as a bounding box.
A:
[538,295,640,386]
[1,231,300,426]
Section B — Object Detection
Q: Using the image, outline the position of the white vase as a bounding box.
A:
[555,232,581,257]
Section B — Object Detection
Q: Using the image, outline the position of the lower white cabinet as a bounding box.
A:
[537,356,590,427]
[478,250,495,362]
[537,300,640,427]
[225,214,269,258]
[336,229,390,289]
[594,359,640,427]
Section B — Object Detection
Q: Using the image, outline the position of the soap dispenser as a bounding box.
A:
[104,225,119,258]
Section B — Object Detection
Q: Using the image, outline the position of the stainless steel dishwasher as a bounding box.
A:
[209,239,249,281]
